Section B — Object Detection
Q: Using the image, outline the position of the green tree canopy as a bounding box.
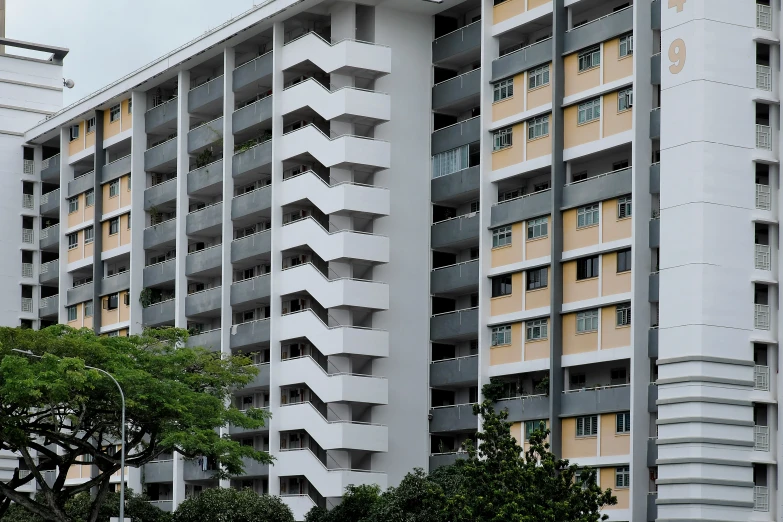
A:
[1,490,172,522]
[173,488,294,522]
[0,326,272,522]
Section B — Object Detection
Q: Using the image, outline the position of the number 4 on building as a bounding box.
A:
[669,0,685,12]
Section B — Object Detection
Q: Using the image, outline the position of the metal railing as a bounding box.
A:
[22,194,34,209]
[755,244,771,270]
[756,124,772,150]
[756,184,771,210]
[757,65,772,91]
[755,304,770,330]
[754,485,769,512]
[23,160,34,175]
[21,297,32,313]
[565,166,629,187]
[493,188,551,207]
[21,263,33,278]
[757,4,772,31]
[754,425,770,451]
[566,5,631,32]
[562,383,630,394]
[22,229,34,244]
[755,365,770,391]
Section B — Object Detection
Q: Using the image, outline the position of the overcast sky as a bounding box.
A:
[7,0,261,104]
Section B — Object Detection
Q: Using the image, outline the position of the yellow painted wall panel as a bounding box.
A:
[525,231,550,260]
[562,312,598,355]
[121,100,133,132]
[85,128,96,149]
[490,272,524,316]
[102,221,119,252]
[121,176,132,208]
[601,253,632,296]
[68,121,85,156]
[564,53,600,97]
[492,74,525,121]
[84,241,94,258]
[103,182,118,214]
[525,287,549,310]
[492,123,525,170]
[524,338,549,360]
[564,104,600,149]
[603,91,633,137]
[600,413,630,456]
[603,39,633,83]
[526,132,550,159]
[601,306,631,349]
[510,421,523,444]
[562,208,599,251]
[120,291,130,322]
[601,199,632,242]
[600,467,629,509]
[526,78,551,110]
[103,109,121,140]
[120,214,132,246]
[528,0,551,9]
[562,260,599,303]
[494,0,526,24]
[561,417,597,458]
[491,223,524,267]
[490,344,521,365]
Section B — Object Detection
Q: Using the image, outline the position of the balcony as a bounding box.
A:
[500,394,550,423]
[231,187,271,221]
[279,218,389,264]
[143,219,176,250]
[651,53,661,85]
[648,327,659,358]
[233,141,273,180]
[757,124,772,150]
[432,20,481,67]
[23,159,34,175]
[280,126,390,171]
[755,365,770,391]
[233,52,273,93]
[562,167,632,211]
[430,403,477,433]
[144,179,177,210]
[102,155,132,184]
[275,449,387,499]
[650,108,661,140]
[755,425,770,451]
[147,501,173,513]
[754,485,769,512]
[66,282,93,307]
[279,309,389,358]
[103,270,131,296]
[234,456,269,479]
[281,32,391,79]
[68,171,94,199]
[185,287,222,316]
[649,272,659,302]
[560,384,631,417]
[432,260,479,295]
[756,244,772,270]
[188,76,224,113]
[430,308,479,342]
[429,452,466,471]
[246,362,270,389]
[757,3,772,31]
[22,194,33,210]
[564,6,633,54]
[40,224,59,251]
[279,356,388,405]
[432,116,480,156]
[40,260,59,285]
[144,138,178,173]
[182,459,218,482]
[21,297,32,313]
[432,69,481,112]
[229,319,271,349]
[142,460,173,483]
[230,275,270,307]
[188,117,224,155]
[280,171,389,217]
[231,231,271,264]
[282,81,390,124]
[650,163,661,194]
[21,262,33,278]
[431,213,480,249]
[142,299,175,327]
[755,304,770,330]
[757,65,772,91]
[145,98,178,134]
[430,355,478,388]
[228,408,271,436]
[757,184,772,211]
[143,259,175,287]
[233,96,273,135]
[187,328,222,351]
[432,166,480,205]
[186,202,223,236]
[279,263,389,310]
[40,189,60,216]
[41,154,60,183]
[188,160,224,195]
[185,245,222,277]
[39,295,58,318]
[491,189,551,229]
[649,217,660,248]
[22,228,34,244]
[492,38,552,83]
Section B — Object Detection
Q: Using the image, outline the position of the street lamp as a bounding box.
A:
[12,349,127,522]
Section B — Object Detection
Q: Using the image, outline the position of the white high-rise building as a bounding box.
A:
[7,0,783,520]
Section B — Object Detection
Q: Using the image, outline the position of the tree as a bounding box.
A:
[0,326,272,522]
[173,488,294,522]
[1,490,172,522]
[304,485,382,522]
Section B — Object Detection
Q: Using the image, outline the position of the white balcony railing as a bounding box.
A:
[22,194,34,209]
[22,229,34,244]
[21,297,32,313]
[754,485,769,512]
[756,244,771,270]
[754,425,770,451]
[21,263,33,278]
[40,295,57,310]
[757,65,772,91]
[23,159,34,175]
[757,124,772,150]
[757,184,771,210]
[758,4,773,31]
[755,365,770,391]
[755,304,771,330]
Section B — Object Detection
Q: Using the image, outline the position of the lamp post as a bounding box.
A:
[12,349,126,522]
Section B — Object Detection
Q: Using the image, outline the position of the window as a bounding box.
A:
[527,267,548,291]
[615,466,630,488]
[470,201,480,213]
[109,218,119,235]
[493,78,514,102]
[577,98,601,124]
[68,197,78,214]
[616,303,631,326]
[577,204,599,228]
[528,115,549,140]
[610,367,627,385]
[85,189,94,207]
[619,34,633,57]
[127,176,131,191]
[432,145,469,179]
[570,373,586,388]
[618,87,633,112]
[528,64,550,89]
[127,213,131,229]
[578,46,600,72]
[110,104,121,123]
[576,256,599,280]
[576,309,599,333]
[492,226,512,248]
[576,415,598,437]
[525,420,544,440]
[67,233,78,250]
[109,180,119,198]
[491,325,512,346]
[86,117,96,134]
[84,300,94,318]
[67,306,77,322]
[617,196,632,219]
[526,318,548,341]
[69,125,80,141]
[527,216,548,240]
[84,226,94,244]
[104,294,119,311]
[572,171,588,183]
[492,275,513,298]
[124,293,130,306]
[127,100,132,114]
[616,248,631,273]
[498,188,522,202]
[493,127,513,151]
[616,412,631,434]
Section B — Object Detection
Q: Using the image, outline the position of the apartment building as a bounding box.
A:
[10,0,782,520]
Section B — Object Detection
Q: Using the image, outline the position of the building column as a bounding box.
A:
[92,110,105,332]
[128,91,148,335]
[56,128,69,325]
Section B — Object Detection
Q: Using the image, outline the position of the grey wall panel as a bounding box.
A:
[67,171,95,198]
[432,21,480,64]
[188,76,224,113]
[232,96,273,134]
[143,219,176,250]
[66,282,93,306]
[431,117,480,156]
[432,69,481,111]
[41,154,60,183]
[502,395,550,423]
[230,276,271,306]
[102,155,132,184]
[231,232,272,263]
[233,53,273,92]
[650,109,661,139]
[431,166,480,204]
[230,319,271,348]
[431,260,479,295]
[492,39,553,82]
[560,386,631,417]
[38,295,58,318]
[143,260,176,288]
[185,287,222,316]
[144,138,178,172]
[431,213,480,249]
[142,461,174,483]
[561,168,632,210]
[187,118,224,154]
[430,308,479,341]
[141,299,175,327]
[188,160,224,194]
[650,163,660,194]
[563,7,633,55]
[100,271,131,297]
[429,404,478,432]
[185,247,222,277]
[185,203,223,235]
[40,189,60,216]
[232,141,273,178]
[490,190,552,228]
[430,355,478,388]
[145,99,177,133]
[144,180,177,210]
[186,328,222,351]
[231,187,272,220]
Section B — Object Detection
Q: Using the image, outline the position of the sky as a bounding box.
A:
[7,0,263,104]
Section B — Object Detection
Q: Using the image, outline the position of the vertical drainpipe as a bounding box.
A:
[548,0,566,455]
[92,111,105,333]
